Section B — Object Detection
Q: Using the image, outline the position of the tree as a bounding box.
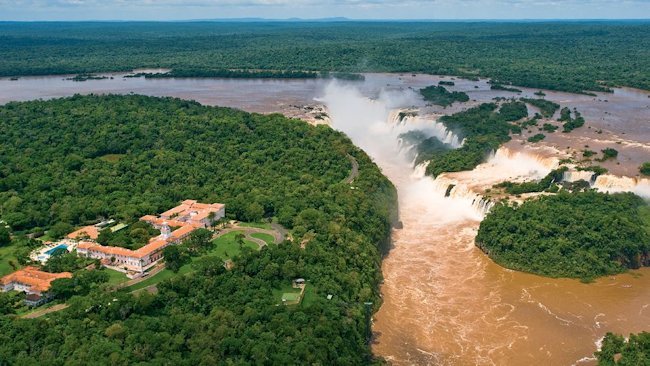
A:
[185,228,213,254]
[0,226,10,247]
[48,222,74,239]
[235,233,245,250]
[640,162,650,176]
[244,202,264,222]
[163,245,187,272]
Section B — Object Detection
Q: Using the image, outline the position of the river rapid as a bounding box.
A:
[2,73,649,365]
[320,83,650,366]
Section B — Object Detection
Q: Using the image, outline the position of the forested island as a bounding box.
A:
[416,101,527,176]
[0,21,648,93]
[0,95,397,363]
[419,85,469,106]
[476,191,650,281]
[596,331,650,365]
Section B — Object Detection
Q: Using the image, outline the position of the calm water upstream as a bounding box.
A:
[2,72,648,365]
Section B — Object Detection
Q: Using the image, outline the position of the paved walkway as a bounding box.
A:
[213,225,284,249]
[21,303,69,319]
[115,262,165,289]
[344,154,359,184]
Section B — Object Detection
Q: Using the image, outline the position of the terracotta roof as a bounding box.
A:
[77,241,96,250]
[134,239,169,257]
[80,201,222,262]
[67,226,100,240]
[141,217,188,228]
[1,267,72,294]
[160,201,224,221]
[170,225,196,240]
[161,204,189,218]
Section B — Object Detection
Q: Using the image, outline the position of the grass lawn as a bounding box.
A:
[272,284,302,305]
[126,263,193,292]
[237,222,273,230]
[301,284,318,307]
[210,231,258,260]
[103,268,129,285]
[250,232,275,245]
[0,244,21,276]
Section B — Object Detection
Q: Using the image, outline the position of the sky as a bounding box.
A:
[0,0,648,21]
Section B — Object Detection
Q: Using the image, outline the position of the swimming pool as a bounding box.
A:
[44,244,68,256]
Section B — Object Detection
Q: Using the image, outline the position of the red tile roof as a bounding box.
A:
[1,267,72,294]
[67,226,100,240]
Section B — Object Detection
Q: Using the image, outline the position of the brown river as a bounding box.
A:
[2,72,649,365]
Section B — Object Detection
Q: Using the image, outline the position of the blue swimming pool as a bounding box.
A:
[45,244,68,256]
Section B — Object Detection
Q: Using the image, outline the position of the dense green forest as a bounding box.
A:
[0,95,397,364]
[420,102,526,176]
[0,21,648,92]
[420,85,469,106]
[476,191,649,280]
[596,332,650,365]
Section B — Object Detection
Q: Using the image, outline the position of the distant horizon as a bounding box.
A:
[1,18,649,23]
[1,0,648,22]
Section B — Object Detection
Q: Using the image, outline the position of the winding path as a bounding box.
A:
[213,225,284,248]
[344,154,359,184]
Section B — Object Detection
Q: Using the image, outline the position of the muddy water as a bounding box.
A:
[374,150,649,366]
[376,192,650,366]
[2,73,649,365]
[320,83,650,366]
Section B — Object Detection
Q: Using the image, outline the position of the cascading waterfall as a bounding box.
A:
[389,108,464,148]
[562,170,596,184]
[592,175,650,198]
[561,168,650,199]
[320,81,650,366]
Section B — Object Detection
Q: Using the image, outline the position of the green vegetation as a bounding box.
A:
[521,98,560,118]
[494,167,567,195]
[0,95,397,364]
[596,332,650,365]
[477,191,649,280]
[542,123,558,132]
[641,162,650,176]
[97,221,159,250]
[250,232,275,245]
[209,231,259,260]
[399,130,453,165]
[438,81,455,86]
[490,84,522,93]
[0,243,20,276]
[420,85,469,106]
[67,73,108,82]
[1,22,647,92]
[577,165,608,176]
[0,225,10,247]
[421,102,526,177]
[527,133,546,143]
[599,148,619,161]
[237,222,273,230]
[105,268,129,285]
[558,107,586,132]
[42,251,95,273]
[125,263,193,292]
[583,149,597,158]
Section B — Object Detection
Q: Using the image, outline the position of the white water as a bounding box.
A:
[319,81,650,365]
[388,109,464,148]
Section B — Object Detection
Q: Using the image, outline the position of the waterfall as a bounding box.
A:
[430,174,494,218]
[592,175,650,199]
[389,108,464,148]
[562,170,596,184]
